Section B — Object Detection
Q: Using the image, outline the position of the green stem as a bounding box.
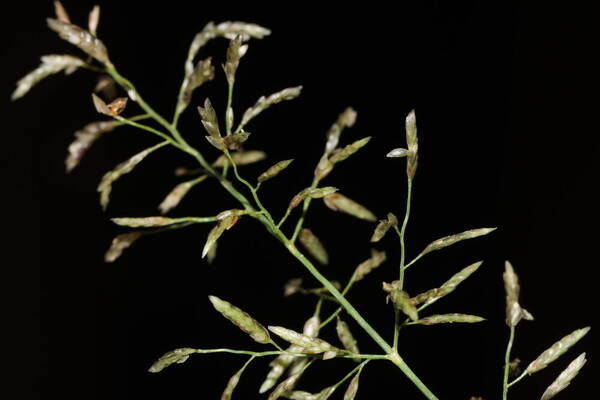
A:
[393,177,413,350]
[291,177,319,242]
[507,371,527,388]
[502,326,516,400]
[319,280,355,329]
[332,360,370,389]
[106,63,438,400]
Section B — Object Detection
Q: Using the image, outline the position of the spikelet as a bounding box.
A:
[323,193,376,221]
[213,150,266,167]
[413,313,485,325]
[198,98,224,149]
[88,5,100,36]
[383,281,418,321]
[386,148,409,158]
[159,176,207,214]
[343,369,362,400]
[503,261,534,327]
[148,348,196,373]
[411,261,482,307]
[111,217,186,228]
[525,327,590,374]
[268,326,338,355]
[97,142,168,210]
[267,373,301,400]
[176,57,215,115]
[289,187,338,210]
[421,228,497,256]
[405,110,418,179]
[224,35,248,86]
[283,278,303,297]
[12,54,86,100]
[66,120,116,172]
[221,359,254,400]
[104,231,142,263]
[315,137,371,180]
[208,296,271,344]
[47,18,111,65]
[258,159,294,183]
[540,353,587,400]
[370,218,393,243]
[223,131,251,150]
[336,318,360,356]
[238,87,303,130]
[91,93,128,116]
[53,1,70,23]
[299,229,329,265]
[202,215,239,258]
[351,249,387,282]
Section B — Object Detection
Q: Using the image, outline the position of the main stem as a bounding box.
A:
[106,64,438,400]
[502,326,516,400]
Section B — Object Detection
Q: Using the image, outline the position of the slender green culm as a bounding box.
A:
[16,4,588,400]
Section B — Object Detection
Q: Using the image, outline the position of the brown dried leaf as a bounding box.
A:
[238,87,302,130]
[540,353,587,400]
[88,5,100,36]
[209,295,271,344]
[258,159,294,183]
[97,141,167,210]
[47,18,111,65]
[323,193,376,221]
[12,54,86,100]
[526,327,591,375]
[299,229,329,265]
[104,231,142,263]
[148,348,196,373]
[66,120,116,172]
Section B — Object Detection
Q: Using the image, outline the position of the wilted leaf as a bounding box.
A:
[97,141,168,210]
[540,353,587,400]
[238,87,302,130]
[413,313,485,325]
[148,348,196,373]
[323,193,376,221]
[258,159,294,183]
[209,296,271,344]
[299,228,329,265]
[47,18,111,65]
[526,327,591,375]
[12,54,86,100]
[66,120,116,172]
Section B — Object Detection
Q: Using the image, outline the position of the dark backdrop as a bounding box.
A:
[4,1,595,399]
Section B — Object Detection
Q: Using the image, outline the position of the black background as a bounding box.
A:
[4,1,596,399]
